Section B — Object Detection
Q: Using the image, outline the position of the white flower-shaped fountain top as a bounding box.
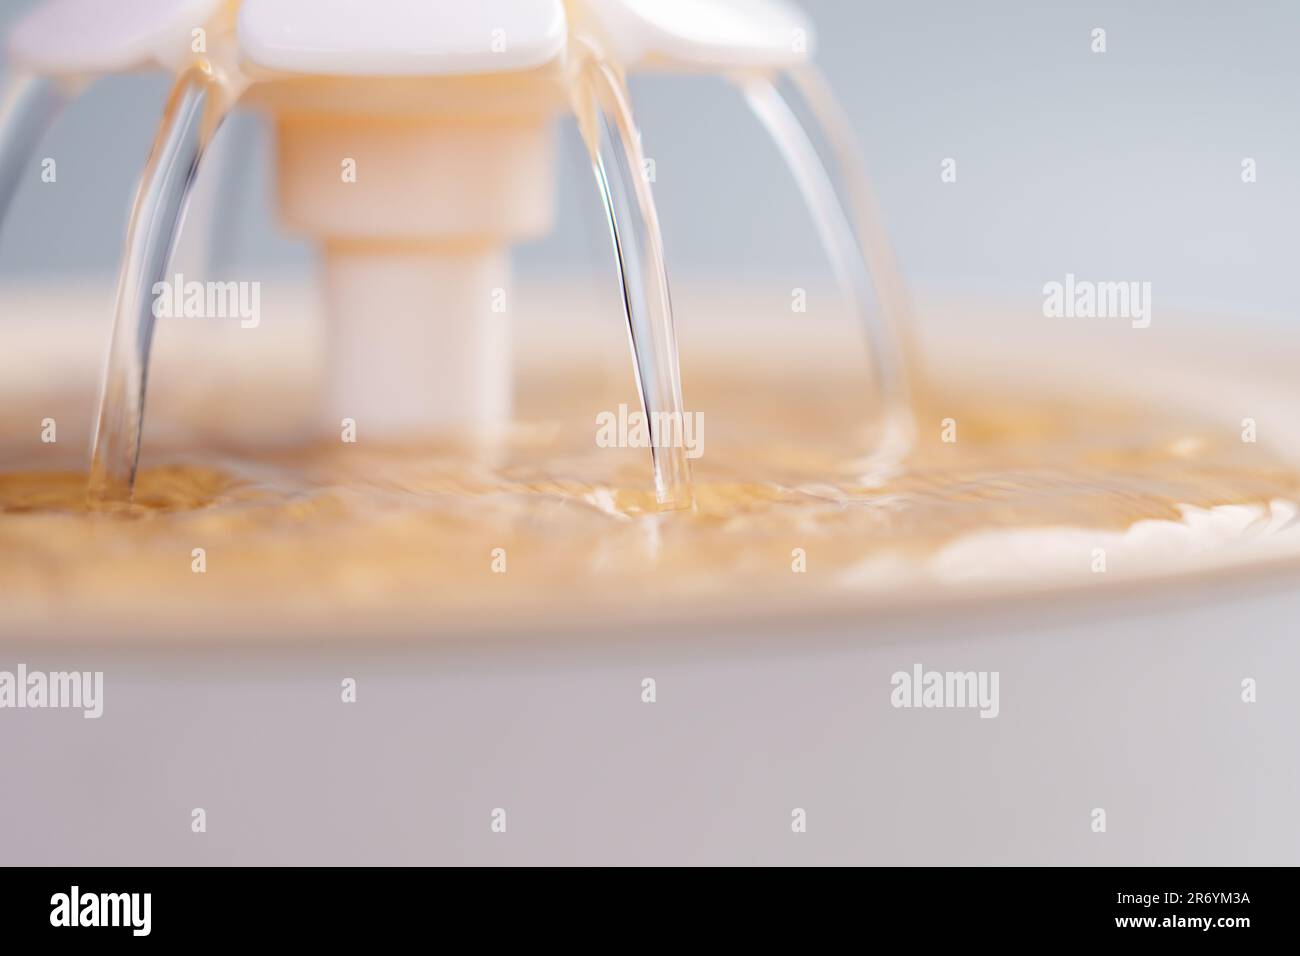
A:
[8,0,812,79]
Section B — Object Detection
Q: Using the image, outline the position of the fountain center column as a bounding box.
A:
[271,100,558,437]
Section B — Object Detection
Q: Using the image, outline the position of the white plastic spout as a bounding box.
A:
[323,245,510,436]
[238,0,568,439]
[269,106,556,437]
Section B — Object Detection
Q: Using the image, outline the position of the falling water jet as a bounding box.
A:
[736,67,917,466]
[0,72,72,231]
[569,46,694,511]
[87,64,241,507]
[787,65,920,389]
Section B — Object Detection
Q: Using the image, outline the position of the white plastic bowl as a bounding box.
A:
[1,283,1296,864]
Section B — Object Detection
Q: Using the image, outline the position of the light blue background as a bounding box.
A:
[0,0,1296,317]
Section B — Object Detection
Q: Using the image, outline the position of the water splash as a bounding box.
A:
[569,45,694,511]
[736,66,916,462]
[87,64,240,507]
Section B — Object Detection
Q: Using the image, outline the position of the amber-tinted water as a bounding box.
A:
[3,361,1298,640]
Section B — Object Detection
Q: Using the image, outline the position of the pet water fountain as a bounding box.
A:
[0,0,1297,865]
[1,0,912,510]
